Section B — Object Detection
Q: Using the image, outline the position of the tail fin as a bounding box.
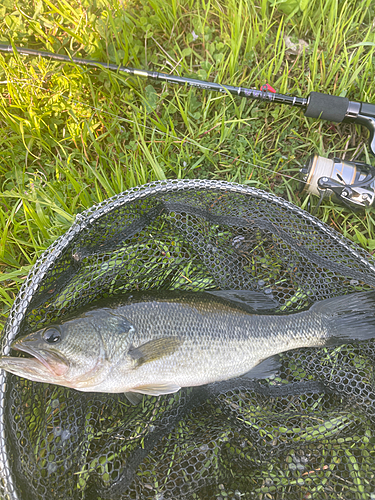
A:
[312,291,375,345]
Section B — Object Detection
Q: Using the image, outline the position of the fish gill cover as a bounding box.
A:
[1,179,375,499]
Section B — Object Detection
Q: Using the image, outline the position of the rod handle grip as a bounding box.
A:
[304,91,349,122]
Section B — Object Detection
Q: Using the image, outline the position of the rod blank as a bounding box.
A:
[0,43,308,108]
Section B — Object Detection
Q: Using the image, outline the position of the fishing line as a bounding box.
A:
[0,77,300,184]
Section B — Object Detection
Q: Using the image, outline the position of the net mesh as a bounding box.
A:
[1,179,375,500]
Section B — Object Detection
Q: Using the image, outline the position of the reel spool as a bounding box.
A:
[300,155,375,209]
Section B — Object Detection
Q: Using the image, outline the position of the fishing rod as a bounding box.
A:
[1,43,375,210]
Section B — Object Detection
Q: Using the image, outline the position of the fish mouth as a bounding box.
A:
[11,340,69,377]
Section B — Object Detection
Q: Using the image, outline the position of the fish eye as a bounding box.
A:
[43,328,61,344]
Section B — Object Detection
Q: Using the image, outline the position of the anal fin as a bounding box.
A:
[241,355,282,381]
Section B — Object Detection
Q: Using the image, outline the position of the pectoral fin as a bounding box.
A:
[128,337,183,367]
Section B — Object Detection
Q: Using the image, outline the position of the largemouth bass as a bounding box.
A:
[1,291,375,402]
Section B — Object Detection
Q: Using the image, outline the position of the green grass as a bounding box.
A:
[1,0,375,319]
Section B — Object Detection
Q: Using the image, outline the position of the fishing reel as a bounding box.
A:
[296,91,375,210]
[300,155,375,209]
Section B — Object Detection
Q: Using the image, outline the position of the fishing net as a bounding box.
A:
[1,178,375,500]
